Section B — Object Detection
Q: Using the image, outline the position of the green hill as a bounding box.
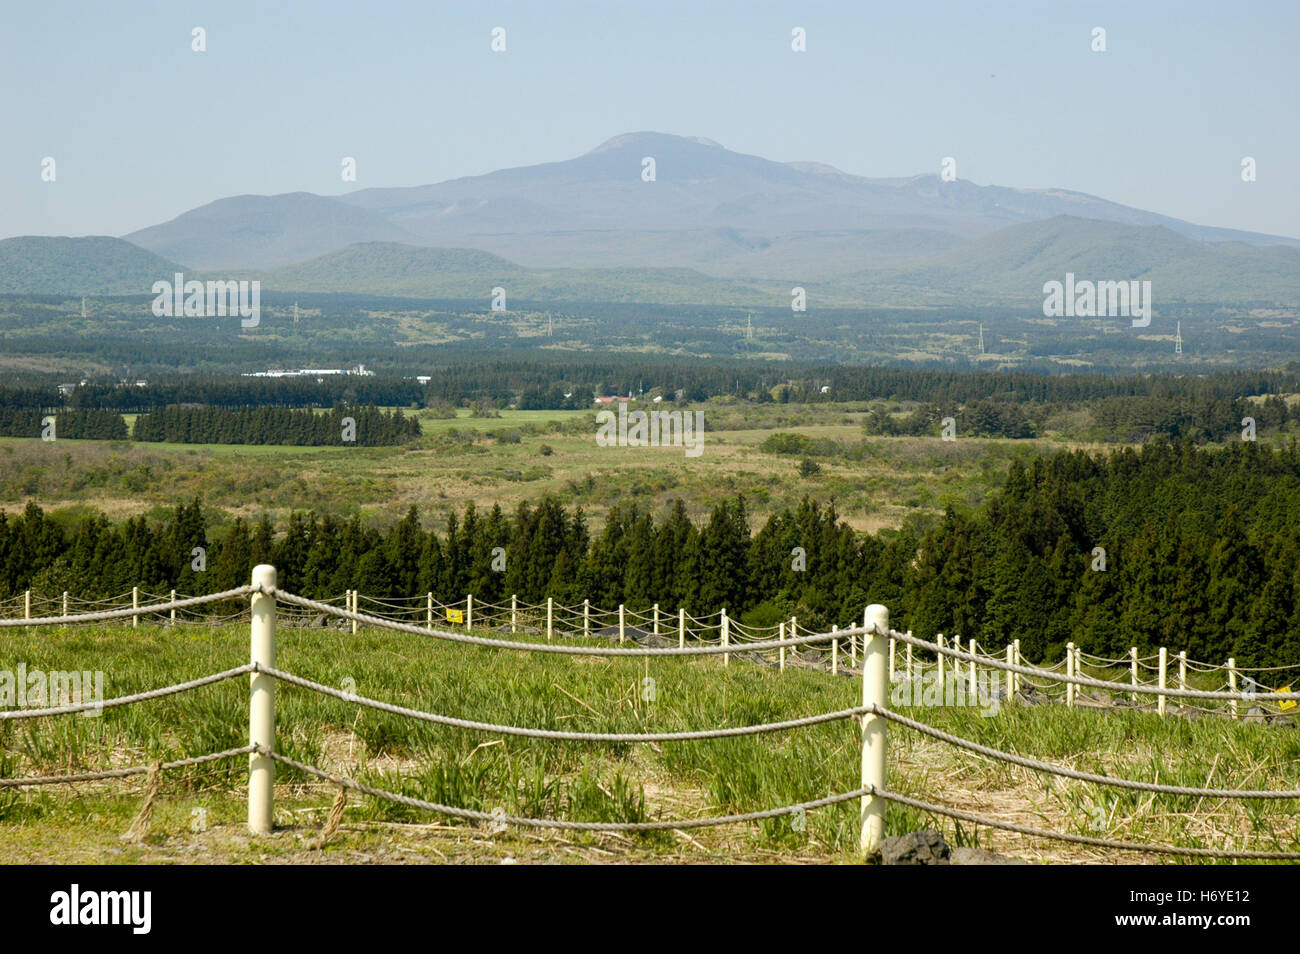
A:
[257,241,774,305]
[0,236,186,295]
[831,217,1300,304]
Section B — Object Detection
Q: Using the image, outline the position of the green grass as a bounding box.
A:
[2,622,1299,863]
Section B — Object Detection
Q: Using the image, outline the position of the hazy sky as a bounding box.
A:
[4,0,1297,240]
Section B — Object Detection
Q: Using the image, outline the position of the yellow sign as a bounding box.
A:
[445,608,464,625]
[1277,686,1296,712]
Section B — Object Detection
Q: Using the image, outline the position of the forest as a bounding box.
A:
[4,436,1299,667]
[130,404,421,446]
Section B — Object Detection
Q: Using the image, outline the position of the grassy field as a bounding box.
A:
[0,403,1091,534]
[1,620,1298,864]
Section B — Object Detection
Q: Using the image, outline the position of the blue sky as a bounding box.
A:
[3,0,1297,239]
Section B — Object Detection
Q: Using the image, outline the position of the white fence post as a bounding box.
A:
[546,597,553,641]
[721,609,730,667]
[510,594,517,633]
[888,636,896,683]
[170,589,177,624]
[1228,658,1238,718]
[1013,638,1021,695]
[653,603,659,638]
[466,593,473,631]
[1130,647,1138,703]
[906,639,913,682]
[860,604,889,857]
[779,621,786,672]
[427,592,433,630]
[248,564,277,835]
[24,589,31,622]
[1158,647,1168,717]
[350,589,358,635]
[583,599,590,639]
[1005,644,1014,700]
[619,604,626,644]
[679,608,686,650]
[1066,641,1075,707]
[132,586,139,628]
[831,624,839,676]
[62,590,68,618]
[936,634,945,687]
[968,638,978,698]
[1178,651,1187,695]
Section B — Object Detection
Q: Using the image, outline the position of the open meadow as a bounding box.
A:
[0,402,1100,535]
[3,614,1299,865]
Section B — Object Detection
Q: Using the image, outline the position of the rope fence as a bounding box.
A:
[4,567,1300,861]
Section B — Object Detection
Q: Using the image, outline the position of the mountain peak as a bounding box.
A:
[586,132,724,154]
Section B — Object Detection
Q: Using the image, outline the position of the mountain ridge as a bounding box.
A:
[119,132,1298,275]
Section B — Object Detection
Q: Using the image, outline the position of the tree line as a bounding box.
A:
[0,408,127,440]
[6,363,1300,417]
[5,437,1300,666]
[131,405,421,445]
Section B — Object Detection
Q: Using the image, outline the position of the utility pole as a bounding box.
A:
[1174,321,1182,355]
[978,323,985,355]
[81,297,87,318]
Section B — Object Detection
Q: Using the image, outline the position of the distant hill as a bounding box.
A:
[830,217,1300,304]
[0,236,184,295]
[124,192,416,270]
[3,217,1297,307]
[257,242,769,305]
[120,132,1300,276]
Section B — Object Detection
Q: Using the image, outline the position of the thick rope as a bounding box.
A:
[121,761,162,842]
[271,589,855,656]
[306,786,348,850]
[0,586,255,628]
[888,629,1300,701]
[869,787,1300,859]
[874,705,1300,798]
[265,749,866,831]
[0,746,255,787]
[258,664,867,741]
[0,664,255,720]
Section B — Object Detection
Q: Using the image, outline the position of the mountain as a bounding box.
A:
[121,132,1300,277]
[4,214,1297,306]
[124,192,416,270]
[249,220,1300,306]
[0,236,185,295]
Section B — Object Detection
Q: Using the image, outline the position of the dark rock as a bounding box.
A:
[1245,706,1267,724]
[879,830,951,865]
